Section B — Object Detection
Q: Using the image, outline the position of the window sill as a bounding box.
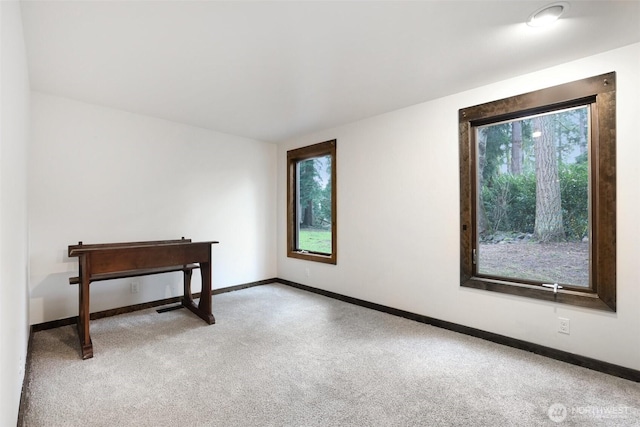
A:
[461,276,615,312]
[287,251,336,265]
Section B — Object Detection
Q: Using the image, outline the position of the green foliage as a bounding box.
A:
[482,173,536,234]
[480,107,589,241]
[318,159,332,227]
[298,156,332,228]
[482,124,511,182]
[559,162,589,239]
[481,163,588,240]
[299,159,321,213]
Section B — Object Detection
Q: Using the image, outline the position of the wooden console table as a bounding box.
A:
[68,238,218,359]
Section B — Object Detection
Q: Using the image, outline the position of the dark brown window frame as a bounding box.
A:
[459,72,616,311]
[287,139,337,265]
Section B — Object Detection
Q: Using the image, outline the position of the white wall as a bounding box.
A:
[277,43,640,371]
[29,93,277,324]
[0,1,30,425]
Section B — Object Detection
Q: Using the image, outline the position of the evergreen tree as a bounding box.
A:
[298,158,322,227]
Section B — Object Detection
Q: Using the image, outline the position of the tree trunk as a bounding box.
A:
[534,115,564,242]
[511,121,523,175]
[579,110,588,158]
[302,199,313,227]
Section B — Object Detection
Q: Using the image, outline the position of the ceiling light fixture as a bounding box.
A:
[527,2,569,27]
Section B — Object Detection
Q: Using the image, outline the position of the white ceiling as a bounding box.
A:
[20,1,640,142]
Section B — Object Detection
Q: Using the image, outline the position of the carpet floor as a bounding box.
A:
[22,284,640,426]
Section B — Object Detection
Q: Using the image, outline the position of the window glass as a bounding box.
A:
[476,106,590,288]
[296,155,332,254]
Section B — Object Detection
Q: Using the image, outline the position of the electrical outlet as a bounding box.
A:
[131,281,139,293]
[558,317,570,334]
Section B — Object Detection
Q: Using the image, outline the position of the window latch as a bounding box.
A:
[472,249,477,265]
[542,283,563,294]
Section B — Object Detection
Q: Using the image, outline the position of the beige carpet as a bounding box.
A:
[23,284,640,426]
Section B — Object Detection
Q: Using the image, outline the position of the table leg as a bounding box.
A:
[198,261,214,324]
[182,268,194,306]
[78,267,93,359]
[182,263,215,324]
